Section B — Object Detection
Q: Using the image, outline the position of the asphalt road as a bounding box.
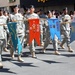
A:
[0,41,75,75]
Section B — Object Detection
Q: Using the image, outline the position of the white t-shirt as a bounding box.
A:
[64,14,71,30]
[26,13,39,19]
[0,15,7,39]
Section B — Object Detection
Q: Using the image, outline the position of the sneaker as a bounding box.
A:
[4,48,9,52]
[41,42,44,47]
[32,56,37,58]
[10,49,14,59]
[11,54,15,60]
[31,52,37,58]
[54,51,61,55]
[68,47,73,52]
[27,43,29,46]
[18,56,24,62]
[58,41,61,45]
[60,45,65,49]
[0,62,3,69]
[40,49,46,53]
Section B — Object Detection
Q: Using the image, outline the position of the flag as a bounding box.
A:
[28,19,40,46]
[7,22,22,55]
[17,38,22,55]
[70,22,75,43]
[47,18,61,41]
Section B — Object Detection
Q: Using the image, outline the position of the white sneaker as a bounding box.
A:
[54,51,61,55]
[0,62,3,69]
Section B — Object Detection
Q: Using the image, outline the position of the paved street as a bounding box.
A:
[0,42,75,75]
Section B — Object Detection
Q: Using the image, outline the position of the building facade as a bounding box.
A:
[0,0,20,12]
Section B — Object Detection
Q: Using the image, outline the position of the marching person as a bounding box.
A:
[0,9,9,52]
[24,7,30,47]
[60,8,73,52]
[3,11,10,50]
[9,5,25,62]
[37,9,47,46]
[0,8,8,68]
[52,10,56,18]
[24,5,39,58]
[42,10,60,55]
[71,11,75,22]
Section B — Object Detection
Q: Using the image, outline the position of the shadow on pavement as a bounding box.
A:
[61,54,75,57]
[22,52,31,57]
[0,68,16,74]
[13,62,38,67]
[2,54,10,57]
[42,60,63,64]
[2,57,11,61]
[37,58,63,64]
[36,48,54,51]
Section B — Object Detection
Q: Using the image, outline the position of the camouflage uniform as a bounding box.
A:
[0,15,7,68]
[40,19,45,46]
[11,13,25,47]
[43,18,60,54]
[60,14,73,52]
[39,14,47,46]
[9,12,25,62]
[24,12,39,57]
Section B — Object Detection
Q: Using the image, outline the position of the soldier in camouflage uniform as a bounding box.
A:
[37,9,47,46]
[9,5,25,62]
[24,5,39,58]
[24,7,30,47]
[3,10,9,52]
[60,8,73,52]
[42,10,60,55]
[0,9,8,68]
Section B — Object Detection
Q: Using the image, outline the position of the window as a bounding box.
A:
[38,0,48,3]
[9,0,16,3]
